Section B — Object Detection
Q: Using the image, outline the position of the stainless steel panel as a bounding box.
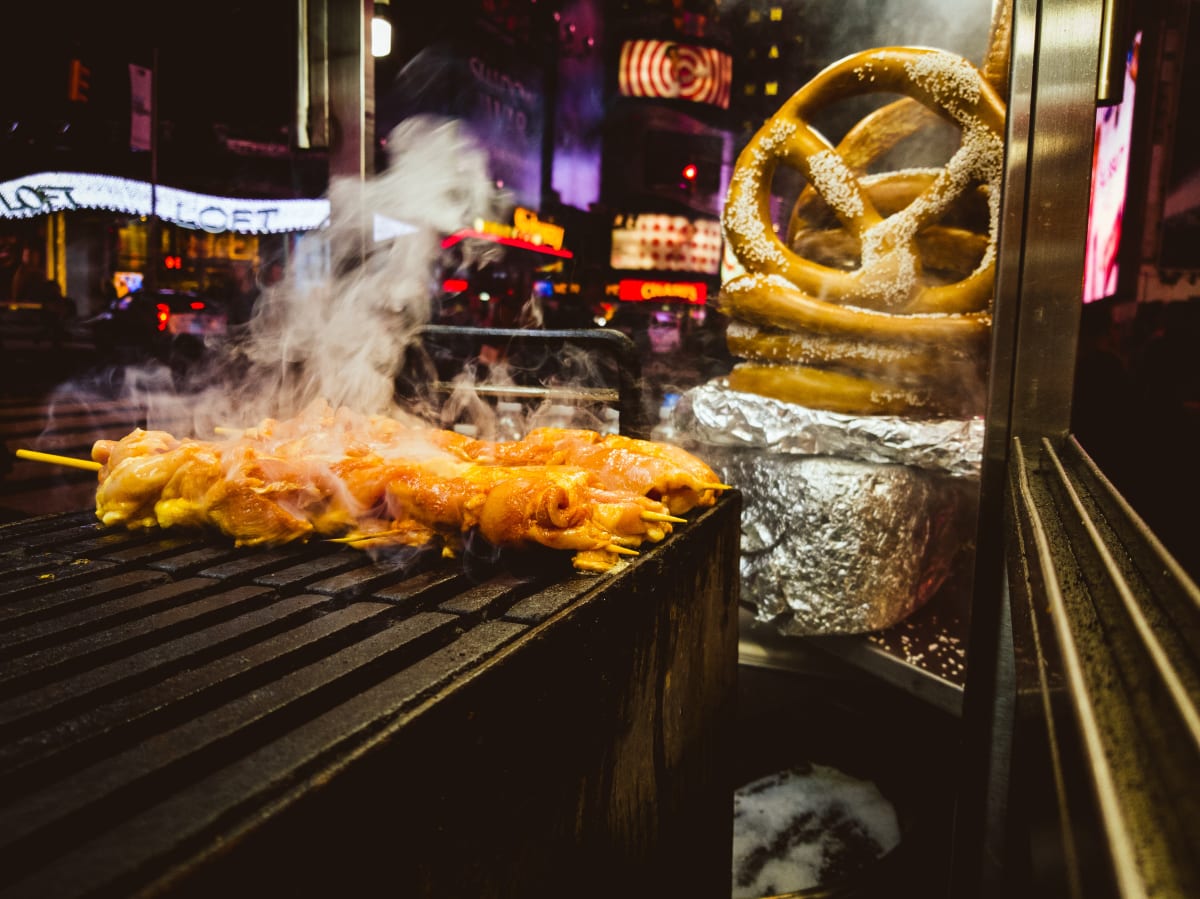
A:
[328,0,375,182]
[1008,0,1106,440]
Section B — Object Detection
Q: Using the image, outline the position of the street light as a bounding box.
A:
[372,0,392,58]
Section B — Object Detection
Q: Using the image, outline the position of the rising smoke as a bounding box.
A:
[113,116,503,436]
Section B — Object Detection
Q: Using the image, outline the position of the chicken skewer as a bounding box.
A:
[89,410,729,572]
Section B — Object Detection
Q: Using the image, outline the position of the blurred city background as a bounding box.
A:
[0,0,996,391]
[1,0,1197,571]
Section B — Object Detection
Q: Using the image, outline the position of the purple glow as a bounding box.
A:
[552,149,602,209]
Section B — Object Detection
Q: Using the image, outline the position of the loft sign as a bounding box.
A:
[0,172,330,234]
[168,200,280,233]
[0,183,80,215]
[0,180,279,231]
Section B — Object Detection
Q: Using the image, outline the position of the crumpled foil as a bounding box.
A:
[676,381,982,635]
[682,379,984,479]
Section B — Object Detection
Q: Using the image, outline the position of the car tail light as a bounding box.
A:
[190,301,205,310]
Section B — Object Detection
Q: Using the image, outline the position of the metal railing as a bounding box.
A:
[1005,434,1200,898]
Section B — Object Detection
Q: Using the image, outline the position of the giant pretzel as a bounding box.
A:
[719,45,1007,416]
[723,47,1005,317]
[788,0,1010,230]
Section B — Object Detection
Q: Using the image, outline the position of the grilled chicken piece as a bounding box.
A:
[371,459,676,553]
[93,429,179,478]
[448,428,726,514]
[94,438,212,529]
[472,468,668,553]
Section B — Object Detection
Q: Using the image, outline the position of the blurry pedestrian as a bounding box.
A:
[9,247,42,302]
[229,267,259,327]
[31,279,73,349]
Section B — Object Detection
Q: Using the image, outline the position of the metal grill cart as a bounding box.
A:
[728,0,1200,896]
[0,498,741,898]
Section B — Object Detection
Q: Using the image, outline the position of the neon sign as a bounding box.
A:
[512,207,564,250]
[616,279,707,304]
[444,207,571,258]
[0,172,330,234]
[618,41,732,109]
[468,207,565,250]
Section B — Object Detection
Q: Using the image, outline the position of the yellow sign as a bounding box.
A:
[513,207,564,250]
[473,218,512,239]
[473,209,565,251]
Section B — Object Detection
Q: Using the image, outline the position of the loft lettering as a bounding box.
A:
[0,184,79,214]
[172,201,278,233]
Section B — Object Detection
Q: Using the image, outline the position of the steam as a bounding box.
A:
[106,116,502,436]
[240,117,498,415]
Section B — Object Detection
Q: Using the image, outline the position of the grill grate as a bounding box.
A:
[0,497,741,898]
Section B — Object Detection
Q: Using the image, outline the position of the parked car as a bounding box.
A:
[92,289,228,369]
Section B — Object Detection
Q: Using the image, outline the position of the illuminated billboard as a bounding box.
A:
[610,213,722,274]
[1083,31,1141,303]
[618,40,732,109]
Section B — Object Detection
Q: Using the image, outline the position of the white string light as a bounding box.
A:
[0,171,330,234]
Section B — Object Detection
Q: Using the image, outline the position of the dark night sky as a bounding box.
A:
[1,0,296,134]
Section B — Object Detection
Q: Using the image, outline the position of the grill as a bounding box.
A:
[0,494,741,898]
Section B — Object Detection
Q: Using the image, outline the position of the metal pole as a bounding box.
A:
[314,0,372,265]
[328,0,373,183]
[147,46,160,293]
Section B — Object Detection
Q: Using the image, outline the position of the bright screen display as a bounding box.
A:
[617,40,732,109]
[1083,31,1142,303]
[610,213,722,274]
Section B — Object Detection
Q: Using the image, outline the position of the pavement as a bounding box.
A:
[0,326,127,521]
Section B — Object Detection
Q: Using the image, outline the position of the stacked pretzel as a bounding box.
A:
[718,40,1008,418]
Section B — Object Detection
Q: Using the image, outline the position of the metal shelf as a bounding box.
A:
[737,568,972,718]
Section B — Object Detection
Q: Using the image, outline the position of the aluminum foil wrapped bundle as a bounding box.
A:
[678,380,982,635]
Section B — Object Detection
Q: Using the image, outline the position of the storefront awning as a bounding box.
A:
[0,171,330,234]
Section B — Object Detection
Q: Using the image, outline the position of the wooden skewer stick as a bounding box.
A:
[605,545,639,556]
[699,482,733,491]
[642,511,688,524]
[14,449,102,472]
[328,530,407,545]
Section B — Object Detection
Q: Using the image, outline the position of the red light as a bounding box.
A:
[189,301,205,310]
[440,229,573,259]
[67,59,91,103]
[442,278,470,293]
[155,303,170,331]
[164,255,182,270]
[681,163,698,181]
